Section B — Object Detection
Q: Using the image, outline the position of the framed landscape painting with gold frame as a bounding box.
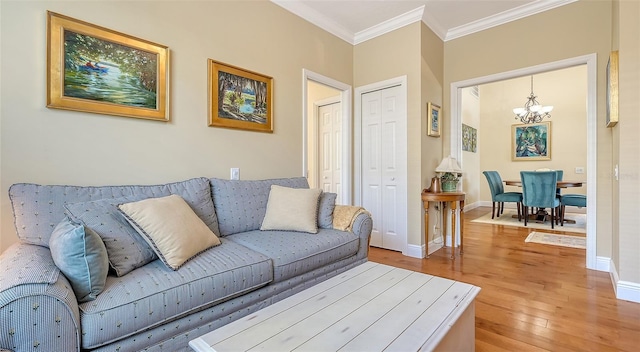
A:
[606,50,619,127]
[47,11,169,121]
[208,59,273,133]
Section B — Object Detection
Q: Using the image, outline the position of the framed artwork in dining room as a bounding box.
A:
[208,59,273,133]
[46,11,170,121]
[512,122,551,161]
[462,123,477,152]
[427,102,441,137]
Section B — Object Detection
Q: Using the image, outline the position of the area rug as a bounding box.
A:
[525,231,586,249]
[471,209,586,234]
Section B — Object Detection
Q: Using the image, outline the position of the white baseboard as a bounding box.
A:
[609,259,640,303]
[596,256,610,272]
[405,240,444,258]
[404,244,423,258]
[463,201,482,212]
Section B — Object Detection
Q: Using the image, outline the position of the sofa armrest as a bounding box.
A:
[0,243,81,352]
[351,212,373,258]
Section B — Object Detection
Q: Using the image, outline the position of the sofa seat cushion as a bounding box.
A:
[78,240,272,350]
[226,229,359,283]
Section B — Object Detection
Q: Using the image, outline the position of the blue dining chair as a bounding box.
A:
[520,171,561,229]
[555,170,564,197]
[483,171,522,220]
[560,194,586,226]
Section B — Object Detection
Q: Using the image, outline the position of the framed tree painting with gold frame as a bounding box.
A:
[47,11,170,121]
[208,59,273,133]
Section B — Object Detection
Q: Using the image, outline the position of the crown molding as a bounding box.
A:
[421,7,448,41]
[353,6,425,45]
[444,0,577,41]
[271,0,355,44]
[272,0,577,45]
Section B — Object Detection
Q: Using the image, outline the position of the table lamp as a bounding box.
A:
[435,156,463,192]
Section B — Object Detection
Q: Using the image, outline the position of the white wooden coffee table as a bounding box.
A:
[189,261,480,352]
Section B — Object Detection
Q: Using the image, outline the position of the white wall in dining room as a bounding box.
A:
[478,65,588,203]
[461,87,481,207]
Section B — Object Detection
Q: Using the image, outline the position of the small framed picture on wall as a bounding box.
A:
[427,102,441,137]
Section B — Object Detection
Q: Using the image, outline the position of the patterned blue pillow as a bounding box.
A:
[49,218,109,302]
[318,192,337,229]
[65,196,156,277]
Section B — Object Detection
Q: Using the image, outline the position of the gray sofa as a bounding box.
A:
[0,177,372,352]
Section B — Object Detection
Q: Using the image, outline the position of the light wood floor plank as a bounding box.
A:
[369,207,640,352]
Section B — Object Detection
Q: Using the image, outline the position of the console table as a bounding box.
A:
[421,191,466,259]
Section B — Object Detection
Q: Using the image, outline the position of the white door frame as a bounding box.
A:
[302,69,352,204]
[449,53,599,270]
[355,75,408,254]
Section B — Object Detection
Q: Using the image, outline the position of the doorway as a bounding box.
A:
[315,97,343,203]
[354,76,408,253]
[302,70,352,204]
[450,54,599,270]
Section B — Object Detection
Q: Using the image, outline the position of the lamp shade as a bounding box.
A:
[435,156,462,173]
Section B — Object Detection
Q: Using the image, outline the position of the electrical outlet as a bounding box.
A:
[230,168,240,180]
[575,167,584,174]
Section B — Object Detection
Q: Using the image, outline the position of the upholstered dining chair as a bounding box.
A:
[483,171,522,220]
[520,171,561,229]
[535,168,563,197]
[555,170,564,197]
[560,194,586,226]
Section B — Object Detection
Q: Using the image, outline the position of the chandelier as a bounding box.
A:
[513,76,553,124]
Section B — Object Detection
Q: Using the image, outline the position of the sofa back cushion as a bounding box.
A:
[9,177,219,248]
[210,177,309,236]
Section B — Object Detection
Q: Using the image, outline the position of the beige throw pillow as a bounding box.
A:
[260,185,323,233]
[118,195,221,270]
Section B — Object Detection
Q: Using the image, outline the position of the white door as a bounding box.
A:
[318,102,343,203]
[361,85,407,252]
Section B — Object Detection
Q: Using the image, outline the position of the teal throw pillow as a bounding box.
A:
[318,192,337,229]
[49,218,109,302]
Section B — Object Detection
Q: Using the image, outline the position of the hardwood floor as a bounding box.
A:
[368,207,640,351]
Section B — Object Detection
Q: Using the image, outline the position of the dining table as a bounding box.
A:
[503,179,586,224]
[503,180,585,188]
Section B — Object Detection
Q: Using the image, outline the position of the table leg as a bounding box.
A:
[451,201,457,259]
[442,202,447,253]
[424,201,429,258]
[460,199,465,255]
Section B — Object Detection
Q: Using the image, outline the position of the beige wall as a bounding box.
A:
[0,0,353,252]
[460,87,480,206]
[478,67,588,202]
[354,23,428,249]
[444,0,613,258]
[420,23,446,248]
[616,0,640,285]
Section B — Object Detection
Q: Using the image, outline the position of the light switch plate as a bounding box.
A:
[575,167,584,174]
[230,168,240,180]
